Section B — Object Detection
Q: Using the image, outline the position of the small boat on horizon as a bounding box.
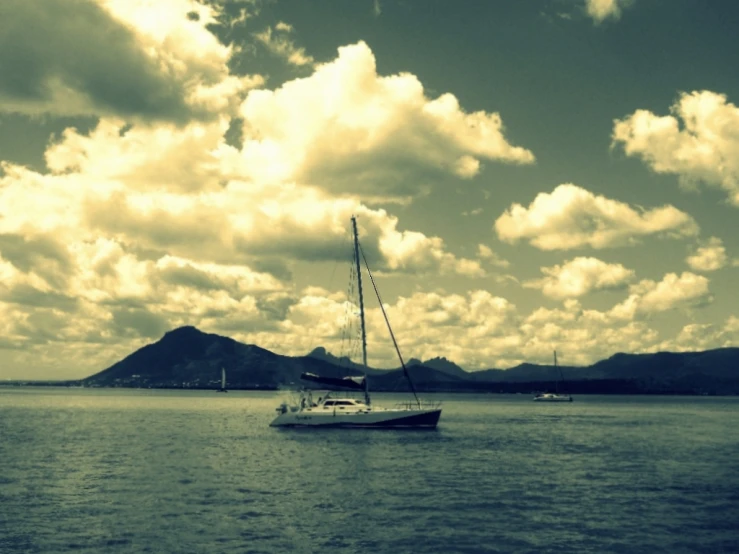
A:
[534,351,573,402]
[270,217,442,428]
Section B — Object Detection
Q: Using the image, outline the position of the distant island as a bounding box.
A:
[4,326,739,395]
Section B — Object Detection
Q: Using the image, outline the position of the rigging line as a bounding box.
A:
[338,264,352,359]
[332,230,356,365]
[358,243,421,408]
[326,226,353,296]
[338,233,360,367]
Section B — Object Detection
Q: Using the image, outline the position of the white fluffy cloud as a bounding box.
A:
[0,0,260,121]
[522,299,661,365]
[659,316,739,352]
[686,237,728,272]
[262,286,707,371]
[585,0,629,23]
[0,98,491,379]
[289,289,524,369]
[495,184,698,250]
[45,118,239,193]
[610,272,712,319]
[477,244,510,269]
[525,257,635,299]
[613,91,739,206]
[254,22,314,67]
[238,41,535,199]
[1,7,726,381]
[2,153,482,280]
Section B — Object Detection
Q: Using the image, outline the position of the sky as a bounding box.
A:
[1,0,739,380]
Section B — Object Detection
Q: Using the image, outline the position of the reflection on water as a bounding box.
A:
[1,389,738,553]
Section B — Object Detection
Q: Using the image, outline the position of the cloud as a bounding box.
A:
[267,288,673,371]
[45,118,240,193]
[227,194,485,276]
[111,306,170,339]
[686,237,728,272]
[238,41,535,200]
[155,255,285,297]
[253,22,315,67]
[613,91,739,207]
[212,0,264,31]
[0,95,493,379]
[610,272,712,319]
[585,0,629,23]
[0,0,260,122]
[477,244,510,269]
[494,184,698,250]
[659,316,739,352]
[275,288,671,370]
[525,257,635,299]
[367,290,522,368]
[0,233,73,290]
[462,208,484,217]
[4,111,484,277]
[522,299,661,364]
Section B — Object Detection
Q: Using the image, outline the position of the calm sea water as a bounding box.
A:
[1,388,738,554]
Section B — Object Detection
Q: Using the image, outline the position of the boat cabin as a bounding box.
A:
[284,390,371,414]
[319,398,366,409]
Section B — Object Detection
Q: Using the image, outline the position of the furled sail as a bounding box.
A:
[300,372,367,391]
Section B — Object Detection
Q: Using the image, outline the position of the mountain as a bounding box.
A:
[584,349,739,392]
[470,362,581,383]
[78,326,739,394]
[83,326,363,389]
[407,356,468,379]
[308,349,468,380]
[370,364,469,391]
[307,346,373,374]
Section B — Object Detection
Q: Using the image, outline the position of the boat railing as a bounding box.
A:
[393,399,441,410]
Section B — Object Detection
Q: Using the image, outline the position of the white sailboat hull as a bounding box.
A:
[270,407,441,428]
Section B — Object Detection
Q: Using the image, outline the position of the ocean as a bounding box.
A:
[1,388,737,553]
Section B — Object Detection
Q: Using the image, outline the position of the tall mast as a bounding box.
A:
[351,216,370,405]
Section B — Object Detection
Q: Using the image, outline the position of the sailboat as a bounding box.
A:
[217,367,227,393]
[270,217,442,428]
[533,351,573,402]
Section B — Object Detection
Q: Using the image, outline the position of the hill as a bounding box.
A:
[407,356,468,379]
[83,326,363,389]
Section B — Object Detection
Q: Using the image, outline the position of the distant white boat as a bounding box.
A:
[534,351,573,402]
[217,367,227,393]
[533,392,572,402]
[270,217,441,428]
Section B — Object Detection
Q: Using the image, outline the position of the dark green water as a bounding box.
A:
[1,388,737,553]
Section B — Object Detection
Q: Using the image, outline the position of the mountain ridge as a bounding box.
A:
[73,326,739,394]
